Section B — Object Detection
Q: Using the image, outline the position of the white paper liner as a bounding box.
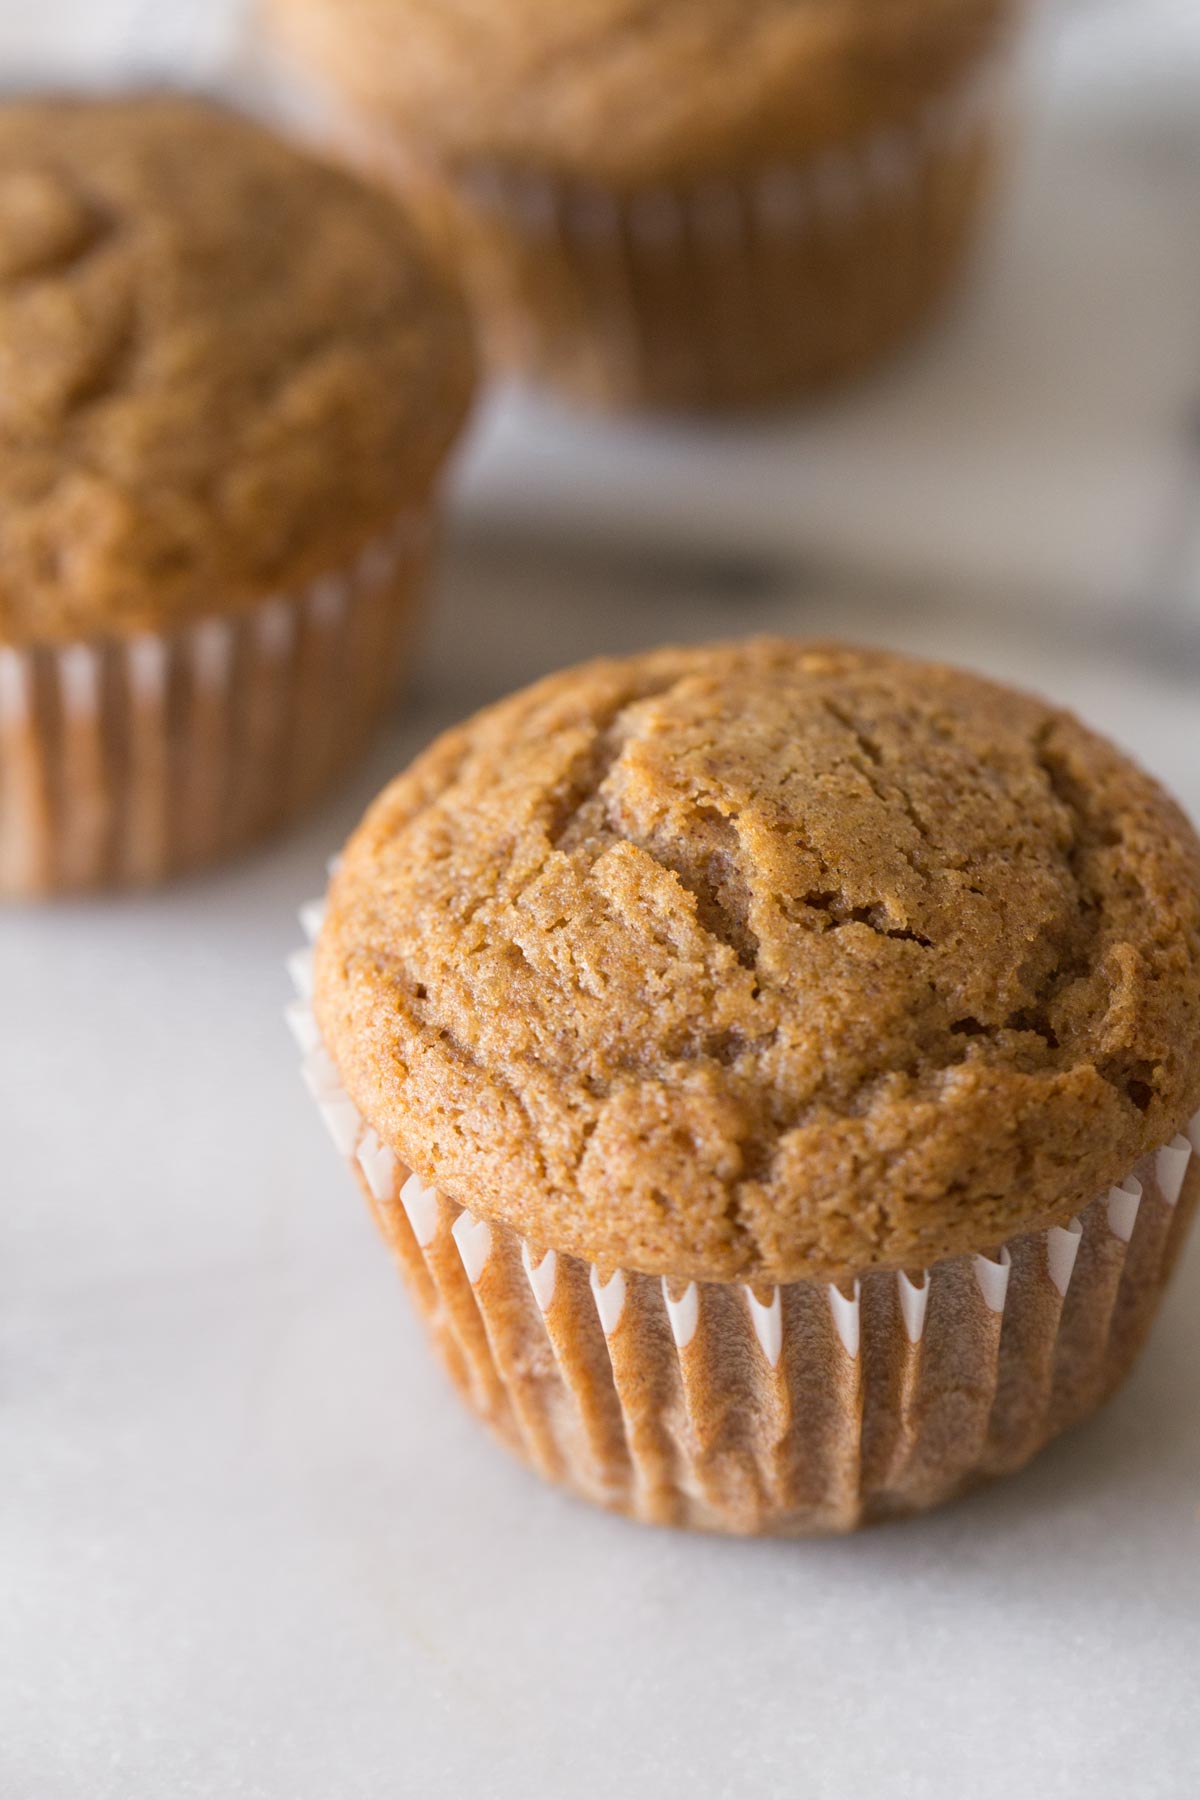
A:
[458,53,1008,241]
[288,904,1199,1534]
[0,514,428,896]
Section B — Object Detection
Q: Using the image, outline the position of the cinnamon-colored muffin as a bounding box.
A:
[0,93,474,895]
[293,641,1200,1533]
[267,0,1019,409]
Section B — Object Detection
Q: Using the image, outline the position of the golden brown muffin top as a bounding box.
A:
[316,639,1200,1286]
[270,0,1013,186]
[0,93,474,644]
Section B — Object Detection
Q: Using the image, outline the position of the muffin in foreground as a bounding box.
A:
[0,94,474,897]
[291,640,1200,1533]
[267,0,1020,410]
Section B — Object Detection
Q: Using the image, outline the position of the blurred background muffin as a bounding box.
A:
[264,0,1022,411]
[0,93,474,896]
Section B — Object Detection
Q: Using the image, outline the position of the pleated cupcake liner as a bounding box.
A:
[350,43,1017,408]
[0,512,429,897]
[288,899,1199,1534]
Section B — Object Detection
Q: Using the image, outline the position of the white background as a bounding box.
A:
[3,4,1200,1796]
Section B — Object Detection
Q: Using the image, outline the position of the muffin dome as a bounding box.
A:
[271,0,1011,184]
[316,640,1200,1284]
[0,93,474,642]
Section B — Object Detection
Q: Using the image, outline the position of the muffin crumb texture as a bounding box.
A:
[317,640,1200,1283]
[0,94,473,641]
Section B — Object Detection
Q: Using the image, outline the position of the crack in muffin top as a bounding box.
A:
[316,639,1200,1283]
[0,93,474,643]
[269,0,1013,186]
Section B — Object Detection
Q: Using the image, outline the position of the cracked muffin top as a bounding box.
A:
[268,0,1013,186]
[0,93,474,643]
[315,638,1200,1284]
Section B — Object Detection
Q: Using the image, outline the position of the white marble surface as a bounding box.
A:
[3,4,1200,1797]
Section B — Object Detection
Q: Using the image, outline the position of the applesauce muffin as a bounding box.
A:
[0,93,474,896]
[266,0,1020,409]
[291,640,1200,1533]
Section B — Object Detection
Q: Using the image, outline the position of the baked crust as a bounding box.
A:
[316,640,1200,1284]
[0,94,474,642]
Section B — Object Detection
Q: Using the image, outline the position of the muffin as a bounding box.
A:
[289,640,1200,1534]
[266,0,1019,410]
[0,94,474,897]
